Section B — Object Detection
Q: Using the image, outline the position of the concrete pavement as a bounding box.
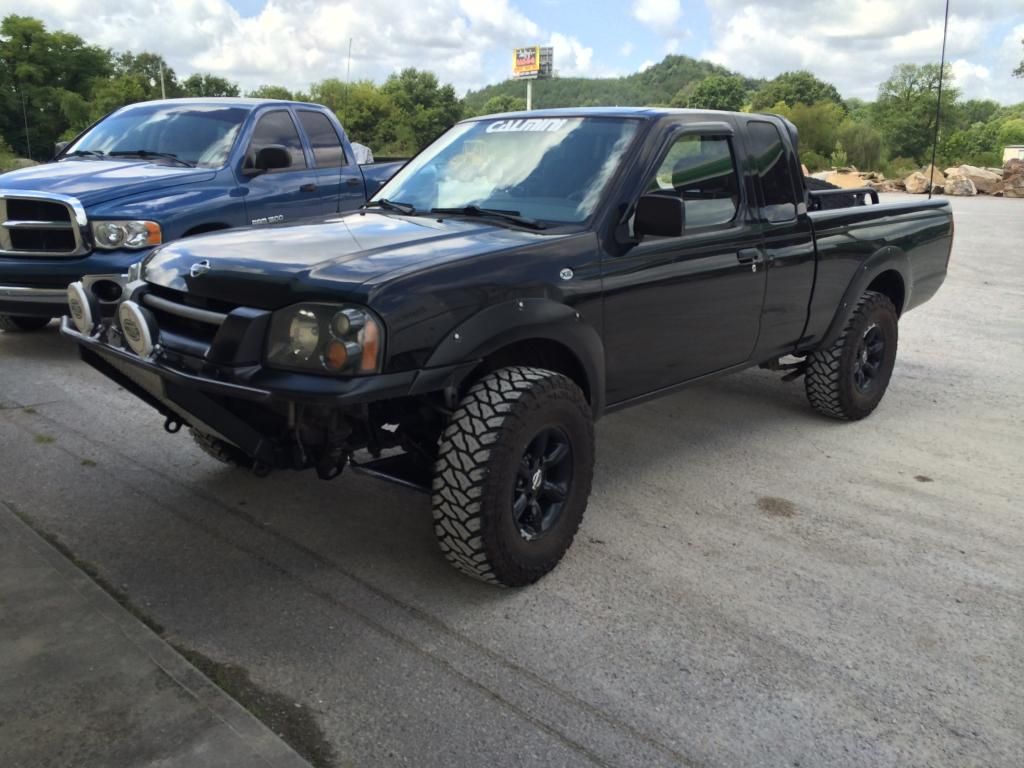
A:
[0,503,313,768]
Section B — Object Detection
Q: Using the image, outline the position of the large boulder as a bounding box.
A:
[944,173,977,196]
[904,165,945,194]
[904,171,931,194]
[952,165,1001,194]
[1003,159,1024,179]
[825,170,868,189]
[999,174,1024,198]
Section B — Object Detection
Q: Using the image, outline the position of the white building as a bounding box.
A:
[1004,146,1024,164]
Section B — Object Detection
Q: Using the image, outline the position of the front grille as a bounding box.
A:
[141,287,233,358]
[0,192,86,257]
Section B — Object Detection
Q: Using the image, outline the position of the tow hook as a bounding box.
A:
[163,417,183,434]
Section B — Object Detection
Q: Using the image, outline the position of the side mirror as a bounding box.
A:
[247,145,291,175]
[54,140,70,157]
[635,195,685,238]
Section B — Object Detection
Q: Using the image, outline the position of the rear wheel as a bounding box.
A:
[805,291,898,420]
[0,314,52,332]
[432,366,594,587]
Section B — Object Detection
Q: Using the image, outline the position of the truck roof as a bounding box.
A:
[461,106,752,121]
[115,97,322,111]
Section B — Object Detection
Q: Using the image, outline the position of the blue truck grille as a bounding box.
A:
[0,192,86,257]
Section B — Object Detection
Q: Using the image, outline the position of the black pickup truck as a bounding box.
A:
[61,108,953,586]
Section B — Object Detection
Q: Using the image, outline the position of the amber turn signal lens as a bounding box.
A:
[359,320,381,372]
[323,340,349,371]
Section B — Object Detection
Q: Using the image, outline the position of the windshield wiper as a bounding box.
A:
[364,198,417,215]
[108,150,195,168]
[430,205,546,230]
[66,149,106,158]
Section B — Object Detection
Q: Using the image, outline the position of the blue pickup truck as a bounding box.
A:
[0,98,401,331]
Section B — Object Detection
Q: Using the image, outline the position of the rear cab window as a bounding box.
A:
[747,121,800,222]
[296,111,348,168]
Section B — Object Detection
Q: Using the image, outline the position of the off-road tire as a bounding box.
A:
[190,429,254,468]
[805,291,898,420]
[432,366,594,587]
[0,314,52,332]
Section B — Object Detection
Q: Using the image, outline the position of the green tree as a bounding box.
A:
[751,70,843,111]
[0,15,112,158]
[772,100,845,157]
[339,80,405,154]
[478,95,527,115]
[999,118,1024,147]
[309,78,348,113]
[113,51,181,98]
[246,84,299,100]
[873,63,959,161]
[381,68,461,151]
[836,119,884,169]
[677,75,746,111]
[181,73,239,97]
[1014,39,1023,78]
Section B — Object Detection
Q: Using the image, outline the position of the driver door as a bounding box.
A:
[602,127,767,404]
[238,109,322,227]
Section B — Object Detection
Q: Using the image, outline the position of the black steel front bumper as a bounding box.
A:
[60,316,475,467]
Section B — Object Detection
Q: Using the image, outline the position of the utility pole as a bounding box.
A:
[159,61,166,99]
[526,80,532,111]
[18,86,31,158]
[343,38,352,119]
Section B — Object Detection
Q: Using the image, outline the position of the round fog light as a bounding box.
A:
[118,300,157,357]
[67,281,97,334]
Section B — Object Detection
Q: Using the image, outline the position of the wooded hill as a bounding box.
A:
[462,55,761,113]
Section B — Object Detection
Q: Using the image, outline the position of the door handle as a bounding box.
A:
[345,177,362,187]
[300,183,318,193]
[736,248,764,264]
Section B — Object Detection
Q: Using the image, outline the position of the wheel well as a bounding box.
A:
[867,270,905,315]
[183,223,230,237]
[472,339,591,404]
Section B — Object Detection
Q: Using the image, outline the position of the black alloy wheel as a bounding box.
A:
[513,427,573,541]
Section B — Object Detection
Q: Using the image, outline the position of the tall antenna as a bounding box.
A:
[928,0,951,200]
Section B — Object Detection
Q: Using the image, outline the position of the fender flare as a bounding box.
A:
[424,298,607,417]
[819,245,910,350]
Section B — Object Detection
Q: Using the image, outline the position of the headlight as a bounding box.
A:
[265,303,383,375]
[92,220,162,250]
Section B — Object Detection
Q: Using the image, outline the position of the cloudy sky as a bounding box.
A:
[12,0,1024,102]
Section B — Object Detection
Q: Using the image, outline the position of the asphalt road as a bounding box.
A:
[1,195,1021,768]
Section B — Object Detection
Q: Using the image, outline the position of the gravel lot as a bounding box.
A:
[1,195,1021,768]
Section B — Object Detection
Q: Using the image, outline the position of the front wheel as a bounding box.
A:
[432,366,595,587]
[0,314,52,332]
[805,291,898,420]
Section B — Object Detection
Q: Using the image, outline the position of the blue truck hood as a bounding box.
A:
[0,159,216,207]
[142,211,548,308]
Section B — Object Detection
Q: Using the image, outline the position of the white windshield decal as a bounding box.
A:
[486,119,568,134]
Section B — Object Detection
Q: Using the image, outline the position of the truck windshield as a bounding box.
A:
[372,117,641,225]
[65,104,248,168]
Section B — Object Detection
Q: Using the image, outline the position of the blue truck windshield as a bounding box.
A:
[66,104,248,168]
[374,117,640,224]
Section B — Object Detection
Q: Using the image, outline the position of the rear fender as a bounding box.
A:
[819,246,910,350]
[423,299,606,417]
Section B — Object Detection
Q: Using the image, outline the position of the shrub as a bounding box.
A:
[800,150,829,172]
[882,156,918,178]
[830,141,849,168]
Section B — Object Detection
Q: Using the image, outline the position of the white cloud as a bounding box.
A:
[701,0,1024,102]
[632,0,682,29]
[6,0,587,95]
[639,60,656,72]
[620,41,635,57]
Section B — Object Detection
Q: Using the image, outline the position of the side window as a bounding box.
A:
[245,110,306,170]
[297,111,347,168]
[645,134,739,229]
[747,121,798,222]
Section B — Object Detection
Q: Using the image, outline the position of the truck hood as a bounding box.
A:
[0,159,216,207]
[142,211,549,308]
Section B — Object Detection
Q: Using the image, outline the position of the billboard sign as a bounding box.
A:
[513,46,553,80]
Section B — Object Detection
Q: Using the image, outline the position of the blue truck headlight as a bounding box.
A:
[92,221,162,250]
[265,303,383,375]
